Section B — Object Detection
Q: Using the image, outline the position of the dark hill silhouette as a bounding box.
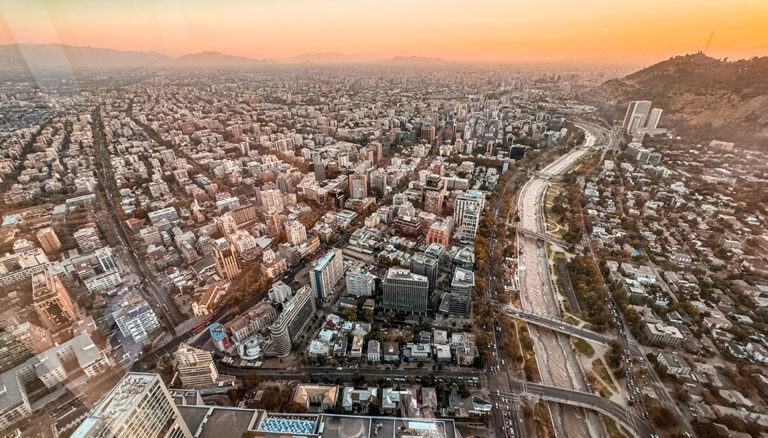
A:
[598,52,768,150]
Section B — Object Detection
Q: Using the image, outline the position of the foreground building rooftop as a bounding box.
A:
[177,405,457,438]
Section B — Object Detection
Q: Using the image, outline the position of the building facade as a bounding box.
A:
[71,372,192,438]
[382,268,429,314]
[214,243,241,279]
[32,271,76,332]
[176,344,219,388]
[310,249,343,300]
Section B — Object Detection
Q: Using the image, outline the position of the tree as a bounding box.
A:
[363,308,374,323]
[458,382,470,398]
[646,397,679,430]
[346,306,358,322]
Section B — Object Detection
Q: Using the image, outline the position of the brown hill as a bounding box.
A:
[597,52,768,150]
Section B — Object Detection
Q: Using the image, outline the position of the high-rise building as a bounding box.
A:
[454,191,485,243]
[369,169,387,196]
[448,268,474,318]
[0,333,112,430]
[36,227,61,254]
[348,173,368,199]
[452,246,475,274]
[312,152,326,181]
[310,249,343,300]
[0,248,49,286]
[73,224,102,252]
[276,173,294,193]
[622,100,652,135]
[159,149,176,164]
[71,372,193,438]
[72,247,122,293]
[426,217,454,246]
[410,252,439,292]
[284,218,307,246]
[0,331,32,373]
[382,268,429,314]
[345,264,376,297]
[454,138,463,154]
[32,271,75,332]
[209,323,232,351]
[646,108,663,131]
[421,125,436,144]
[261,189,284,214]
[370,142,383,163]
[264,212,283,235]
[175,344,219,388]
[266,285,316,357]
[268,281,293,304]
[11,321,52,354]
[214,243,240,279]
[423,175,446,216]
[261,248,287,279]
[113,291,160,343]
[227,301,277,343]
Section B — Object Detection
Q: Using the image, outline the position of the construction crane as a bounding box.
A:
[704,31,715,53]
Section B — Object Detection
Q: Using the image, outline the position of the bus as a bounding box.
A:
[191,307,223,334]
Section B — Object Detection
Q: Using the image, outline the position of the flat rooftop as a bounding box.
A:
[178,405,262,438]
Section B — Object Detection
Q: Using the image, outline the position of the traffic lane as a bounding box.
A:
[503,384,653,437]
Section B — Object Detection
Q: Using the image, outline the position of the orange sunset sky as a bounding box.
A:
[1,0,767,63]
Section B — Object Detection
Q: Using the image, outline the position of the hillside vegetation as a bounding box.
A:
[597,53,768,150]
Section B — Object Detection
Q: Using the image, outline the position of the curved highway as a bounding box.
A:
[515,124,607,437]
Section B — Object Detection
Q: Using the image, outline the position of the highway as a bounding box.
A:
[505,224,567,247]
[505,307,615,345]
[484,165,528,438]
[515,124,605,436]
[503,381,654,438]
[216,363,486,382]
[91,107,180,334]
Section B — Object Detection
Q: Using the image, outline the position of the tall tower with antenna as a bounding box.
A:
[704,31,715,53]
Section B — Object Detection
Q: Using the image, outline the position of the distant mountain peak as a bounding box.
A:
[0,44,268,69]
[172,51,266,66]
[384,55,447,64]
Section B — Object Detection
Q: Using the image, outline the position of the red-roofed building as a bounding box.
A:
[193,281,230,316]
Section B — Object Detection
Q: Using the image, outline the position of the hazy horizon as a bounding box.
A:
[2,0,767,65]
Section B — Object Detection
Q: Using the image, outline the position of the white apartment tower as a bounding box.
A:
[175,344,219,388]
[454,191,485,243]
[284,218,307,246]
[309,249,344,300]
[71,373,192,438]
[622,100,652,135]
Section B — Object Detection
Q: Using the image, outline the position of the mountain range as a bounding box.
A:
[0,44,449,70]
[597,52,768,150]
[0,44,269,70]
[290,52,448,65]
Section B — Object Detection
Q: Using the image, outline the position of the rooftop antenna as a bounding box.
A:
[704,32,714,53]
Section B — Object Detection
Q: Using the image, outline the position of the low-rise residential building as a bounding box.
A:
[382,342,399,362]
[657,351,691,376]
[643,322,684,346]
[341,387,377,413]
[367,339,380,362]
[292,384,338,412]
